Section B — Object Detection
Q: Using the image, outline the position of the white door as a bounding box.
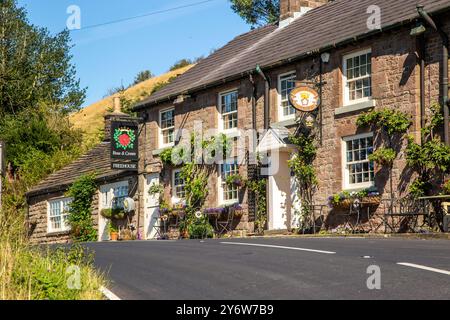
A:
[267,151,291,230]
[98,182,129,241]
[144,173,160,240]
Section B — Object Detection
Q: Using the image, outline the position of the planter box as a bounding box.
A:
[332,199,353,210]
[362,196,381,205]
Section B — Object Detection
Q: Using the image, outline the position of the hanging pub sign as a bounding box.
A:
[289,86,320,112]
[111,121,139,161]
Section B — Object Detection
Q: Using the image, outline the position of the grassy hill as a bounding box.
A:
[70,65,193,146]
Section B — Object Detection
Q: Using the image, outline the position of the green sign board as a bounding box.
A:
[111,121,138,161]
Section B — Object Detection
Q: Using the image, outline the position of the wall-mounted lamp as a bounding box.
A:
[321,52,331,63]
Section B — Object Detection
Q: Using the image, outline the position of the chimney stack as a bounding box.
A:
[104,96,129,142]
[280,0,329,26]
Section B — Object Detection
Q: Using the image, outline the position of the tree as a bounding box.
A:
[229,0,279,27]
[104,84,125,98]
[0,0,86,116]
[133,70,153,85]
[169,59,192,71]
[0,0,84,211]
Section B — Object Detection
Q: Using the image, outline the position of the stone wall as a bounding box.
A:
[137,16,450,233]
[28,175,138,244]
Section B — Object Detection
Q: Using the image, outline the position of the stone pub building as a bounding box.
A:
[27,0,450,243]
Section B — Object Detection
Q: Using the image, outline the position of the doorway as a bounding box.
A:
[143,173,160,240]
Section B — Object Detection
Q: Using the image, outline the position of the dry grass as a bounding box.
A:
[69,65,193,146]
[0,208,106,300]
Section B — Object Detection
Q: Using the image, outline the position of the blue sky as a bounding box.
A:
[17,0,250,107]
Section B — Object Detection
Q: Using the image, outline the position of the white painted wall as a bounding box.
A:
[267,151,292,230]
[144,173,160,240]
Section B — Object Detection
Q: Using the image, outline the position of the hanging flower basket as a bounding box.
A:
[329,188,380,210]
[232,203,244,217]
[362,195,381,205]
[331,199,353,210]
[204,207,226,215]
[226,174,244,187]
[101,208,127,220]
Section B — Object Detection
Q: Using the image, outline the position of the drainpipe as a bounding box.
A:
[417,5,450,145]
[249,74,257,132]
[256,65,271,130]
[418,34,426,140]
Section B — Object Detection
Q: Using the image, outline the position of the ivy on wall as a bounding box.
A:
[153,134,231,238]
[357,108,412,199]
[66,173,98,242]
[405,103,450,197]
[288,130,318,229]
[246,178,267,234]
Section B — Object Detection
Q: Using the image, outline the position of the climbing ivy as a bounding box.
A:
[405,103,450,197]
[66,173,98,242]
[357,108,412,199]
[246,178,267,234]
[288,132,318,228]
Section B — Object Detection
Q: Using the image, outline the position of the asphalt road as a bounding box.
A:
[85,237,450,300]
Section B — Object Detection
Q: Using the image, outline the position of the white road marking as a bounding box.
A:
[100,286,122,300]
[397,263,450,276]
[220,242,336,255]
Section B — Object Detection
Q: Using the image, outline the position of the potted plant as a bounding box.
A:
[120,228,132,241]
[109,223,119,241]
[178,219,189,239]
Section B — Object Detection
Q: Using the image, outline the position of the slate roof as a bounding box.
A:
[134,0,450,110]
[26,142,131,197]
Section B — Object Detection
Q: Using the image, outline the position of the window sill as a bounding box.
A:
[343,184,376,192]
[220,200,239,207]
[46,230,71,237]
[335,100,376,116]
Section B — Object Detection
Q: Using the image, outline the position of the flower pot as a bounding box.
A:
[181,230,189,239]
[110,232,119,241]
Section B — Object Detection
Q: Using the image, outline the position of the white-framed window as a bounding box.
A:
[219,90,238,132]
[159,107,175,148]
[278,71,297,121]
[172,169,186,202]
[47,197,72,233]
[343,49,372,105]
[342,133,375,189]
[100,181,129,210]
[218,158,239,205]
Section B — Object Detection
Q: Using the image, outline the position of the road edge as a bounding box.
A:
[100,286,122,300]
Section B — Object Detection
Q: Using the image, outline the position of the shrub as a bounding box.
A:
[187,217,214,239]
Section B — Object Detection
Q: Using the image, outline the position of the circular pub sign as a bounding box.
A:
[289,86,320,112]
